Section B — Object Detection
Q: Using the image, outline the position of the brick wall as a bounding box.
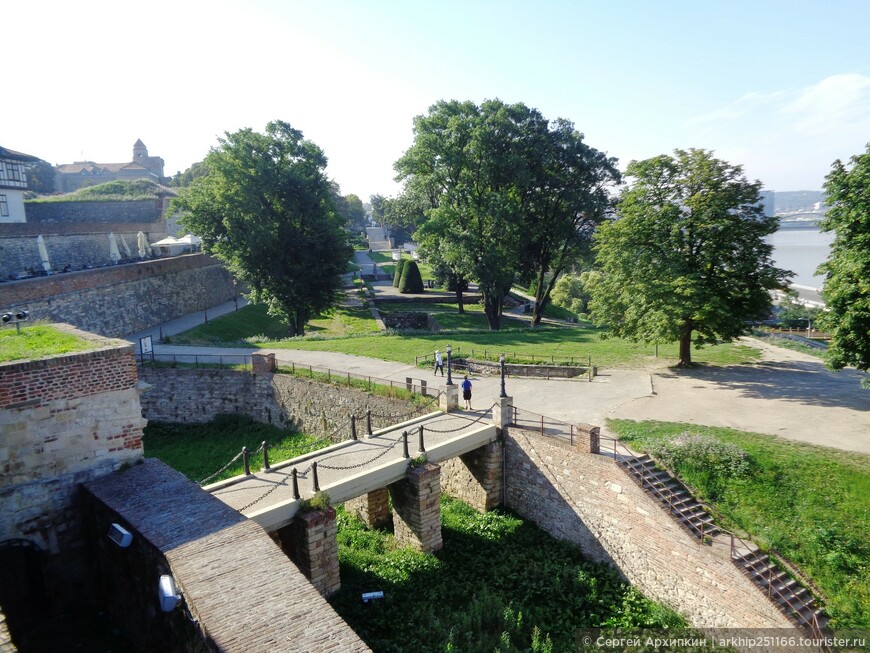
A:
[502,427,794,629]
[0,327,146,601]
[0,255,236,338]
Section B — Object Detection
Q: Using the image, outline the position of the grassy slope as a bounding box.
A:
[609,419,870,628]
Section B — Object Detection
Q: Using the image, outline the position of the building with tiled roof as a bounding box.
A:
[54,140,165,193]
[0,145,40,223]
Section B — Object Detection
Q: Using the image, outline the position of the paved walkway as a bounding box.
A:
[128,308,870,455]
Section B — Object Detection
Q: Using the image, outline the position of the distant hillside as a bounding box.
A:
[27,179,177,203]
[773,190,824,213]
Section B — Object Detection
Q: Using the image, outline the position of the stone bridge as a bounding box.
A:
[206,405,508,595]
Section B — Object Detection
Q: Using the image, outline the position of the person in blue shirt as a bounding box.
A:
[461,375,472,410]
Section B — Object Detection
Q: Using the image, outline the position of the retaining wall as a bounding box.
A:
[24,199,165,224]
[138,367,428,436]
[503,426,793,629]
[0,254,235,338]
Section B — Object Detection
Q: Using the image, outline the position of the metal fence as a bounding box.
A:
[137,352,253,369]
[508,405,580,445]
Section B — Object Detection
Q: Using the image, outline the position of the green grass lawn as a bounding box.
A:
[168,304,379,344]
[609,419,870,628]
[168,303,760,368]
[331,497,687,652]
[0,324,95,362]
[144,415,328,484]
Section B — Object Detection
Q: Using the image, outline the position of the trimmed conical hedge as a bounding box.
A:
[399,260,425,294]
[393,258,407,287]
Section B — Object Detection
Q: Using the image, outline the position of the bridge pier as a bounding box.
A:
[439,385,459,412]
[389,462,443,553]
[272,507,340,597]
[344,488,391,529]
[440,441,504,511]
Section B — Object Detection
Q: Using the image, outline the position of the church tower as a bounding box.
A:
[133,139,148,162]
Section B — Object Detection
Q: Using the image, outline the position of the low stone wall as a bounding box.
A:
[0,254,236,338]
[461,358,589,379]
[0,327,146,602]
[502,426,793,629]
[380,312,431,330]
[138,367,429,436]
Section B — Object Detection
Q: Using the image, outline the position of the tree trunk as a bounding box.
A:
[483,292,502,330]
[455,287,465,314]
[531,268,562,328]
[678,319,693,367]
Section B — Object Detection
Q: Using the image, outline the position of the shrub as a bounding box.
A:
[648,433,750,500]
[392,258,406,287]
[399,260,425,294]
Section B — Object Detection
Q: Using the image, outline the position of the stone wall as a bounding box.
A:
[0,327,146,601]
[138,367,430,437]
[0,255,236,338]
[0,223,169,279]
[24,199,164,224]
[502,426,793,629]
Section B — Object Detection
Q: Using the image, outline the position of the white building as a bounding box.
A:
[0,145,39,223]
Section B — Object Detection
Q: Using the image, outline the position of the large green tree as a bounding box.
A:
[590,149,789,366]
[818,144,870,380]
[25,159,57,194]
[396,99,546,329]
[517,119,620,326]
[174,120,351,336]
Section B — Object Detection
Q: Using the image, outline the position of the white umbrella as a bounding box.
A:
[137,231,151,258]
[37,235,51,274]
[150,236,180,247]
[108,232,121,263]
[119,234,132,258]
[175,234,202,245]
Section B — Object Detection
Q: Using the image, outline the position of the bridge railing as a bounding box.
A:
[137,352,252,369]
[508,405,580,445]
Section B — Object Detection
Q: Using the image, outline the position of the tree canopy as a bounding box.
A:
[818,143,870,379]
[25,159,57,194]
[589,149,789,366]
[174,120,351,336]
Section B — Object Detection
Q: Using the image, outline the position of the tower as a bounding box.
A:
[133,139,148,162]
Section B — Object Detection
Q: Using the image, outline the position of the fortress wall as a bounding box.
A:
[0,328,146,599]
[0,254,235,338]
[503,427,793,629]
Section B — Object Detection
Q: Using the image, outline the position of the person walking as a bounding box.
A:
[434,349,444,376]
[461,375,473,409]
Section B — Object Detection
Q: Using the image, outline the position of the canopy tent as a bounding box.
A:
[150,236,180,247]
[175,234,202,246]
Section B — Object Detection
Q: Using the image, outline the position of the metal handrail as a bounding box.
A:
[509,405,577,446]
[597,432,829,638]
[277,361,444,400]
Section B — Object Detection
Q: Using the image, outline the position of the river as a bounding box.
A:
[766,227,834,289]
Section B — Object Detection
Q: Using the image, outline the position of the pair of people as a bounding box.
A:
[433,349,473,409]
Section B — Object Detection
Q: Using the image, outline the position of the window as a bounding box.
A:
[0,195,8,217]
[0,163,5,181]
[6,163,21,181]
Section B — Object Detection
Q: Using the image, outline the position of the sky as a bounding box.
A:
[5,0,870,200]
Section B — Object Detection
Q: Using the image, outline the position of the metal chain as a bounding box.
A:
[239,475,287,512]
[318,439,402,471]
[422,404,496,433]
[198,449,246,486]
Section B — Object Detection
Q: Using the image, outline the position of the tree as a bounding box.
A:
[332,190,367,232]
[25,159,57,194]
[170,160,209,187]
[589,149,789,367]
[396,99,545,330]
[393,258,407,287]
[174,120,351,336]
[517,119,620,327]
[817,144,870,380]
[399,259,425,293]
[550,270,601,315]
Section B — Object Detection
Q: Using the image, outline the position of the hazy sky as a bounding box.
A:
[6,0,870,199]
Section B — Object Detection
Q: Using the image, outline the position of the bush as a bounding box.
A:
[399,260,425,293]
[648,433,750,500]
[392,258,406,287]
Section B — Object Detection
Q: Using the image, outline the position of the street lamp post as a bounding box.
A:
[446,344,454,386]
[232,278,239,311]
[500,353,507,398]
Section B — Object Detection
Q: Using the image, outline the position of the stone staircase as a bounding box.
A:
[618,454,719,540]
[365,226,392,251]
[617,453,829,637]
[733,549,829,632]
